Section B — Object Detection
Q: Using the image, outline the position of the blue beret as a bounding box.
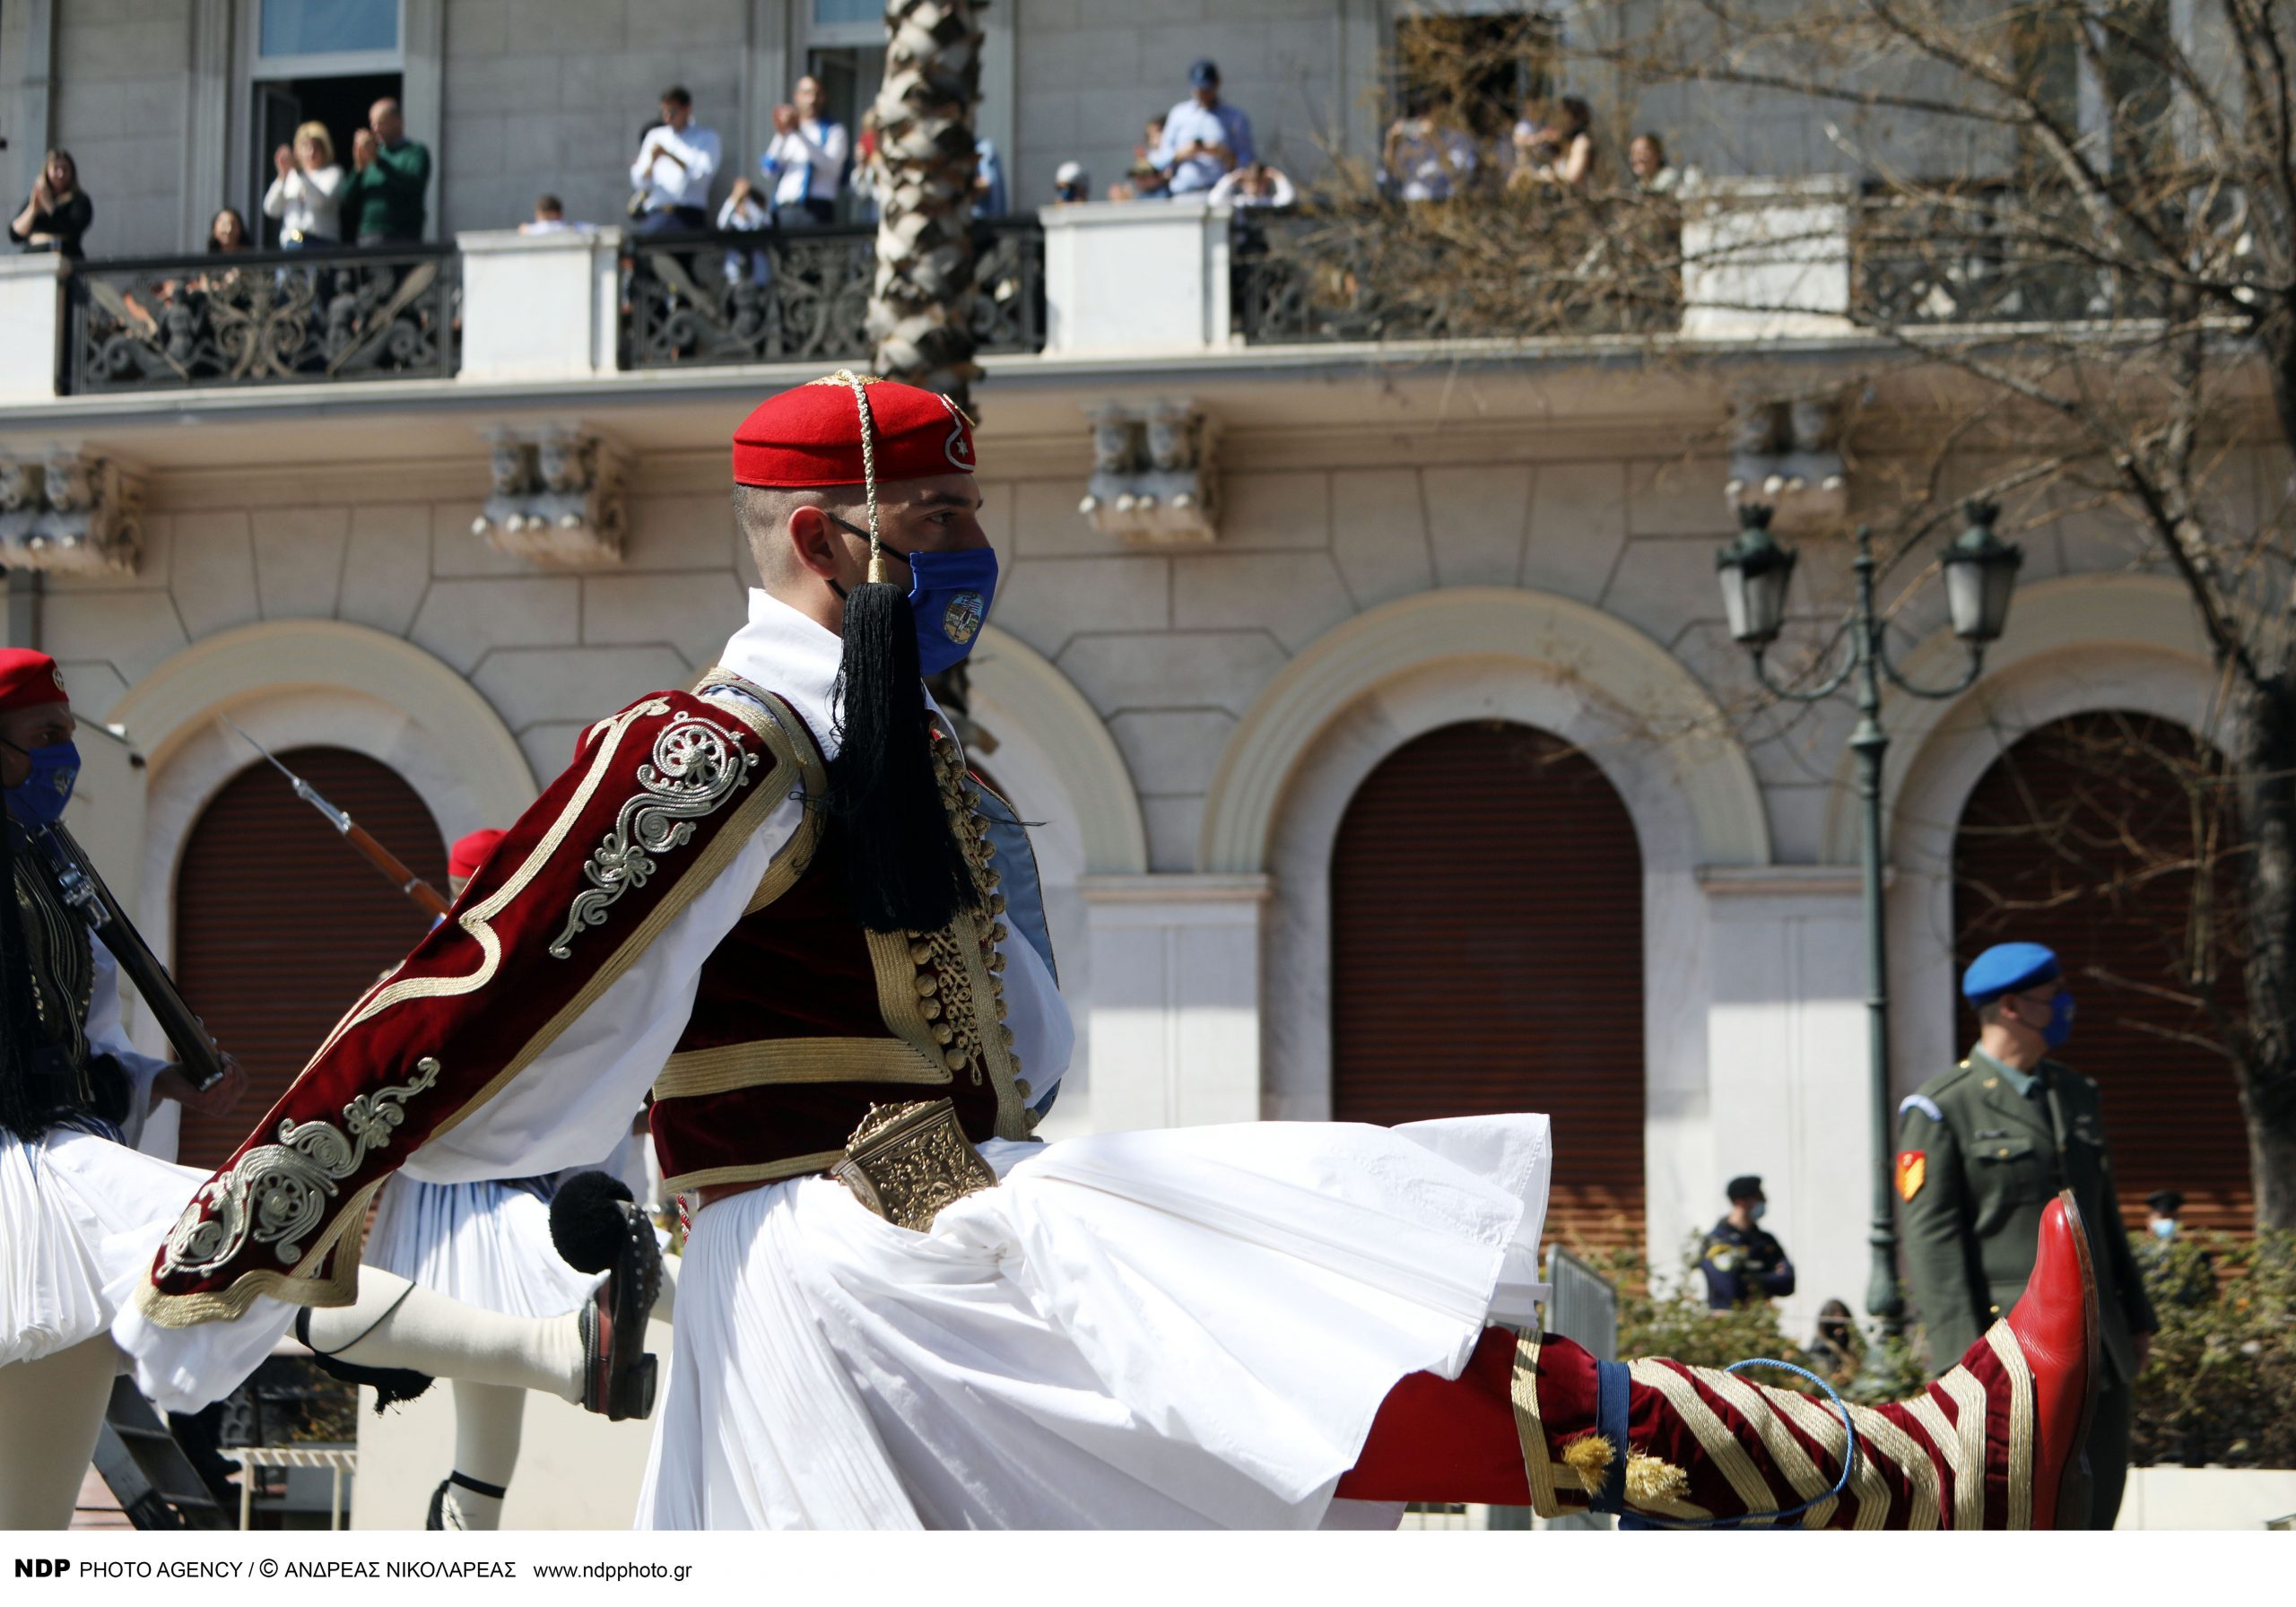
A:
[1962,942,2059,1006]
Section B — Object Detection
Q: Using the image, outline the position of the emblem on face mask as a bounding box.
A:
[943,591,986,646]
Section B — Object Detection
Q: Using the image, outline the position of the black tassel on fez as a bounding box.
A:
[828,575,983,934]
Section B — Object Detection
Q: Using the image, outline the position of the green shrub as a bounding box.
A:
[2129,1230,2296,1468]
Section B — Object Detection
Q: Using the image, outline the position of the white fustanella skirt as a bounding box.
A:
[639,1115,1551,1530]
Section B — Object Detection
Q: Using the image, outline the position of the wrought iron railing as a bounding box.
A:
[1850,181,2175,326]
[65,244,457,393]
[1231,203,1682,344]
[620,218,1044,370]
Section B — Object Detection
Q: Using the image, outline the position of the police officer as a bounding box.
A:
[1896,941,2156,1530]
[1700,1174,1796,1308]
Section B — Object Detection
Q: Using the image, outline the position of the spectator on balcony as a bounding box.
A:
[342,98,431,245]
[9,149,91,260]
[1629,132,1680,195]
[519,194,585,235]
[1208,161,1294,209]
[1111,113,1172,202]
[760,76,849,227]
[1509,95,1597,195]
[262,122,344,248]
[1384,97,1475,203]
[717,176,773,286]
[206,209,251,254]
[1054,162,1091,204]
[1153,60,1252,197]
[631,85,721,234]
[972,134,1008,220]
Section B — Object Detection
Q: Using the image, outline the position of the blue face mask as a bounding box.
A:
[829,516,999,675]
[2042,990,2075,1050]
[2151,1219,2177,1242]
[3,739,80,827]
[1749,1202,1766,1222]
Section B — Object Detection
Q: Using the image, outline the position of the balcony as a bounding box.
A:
[619,220,1044,370]
[63,244,457,394]
[0,175,2143,412]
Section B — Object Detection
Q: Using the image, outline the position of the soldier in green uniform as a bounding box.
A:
[1896,941,2156,1530]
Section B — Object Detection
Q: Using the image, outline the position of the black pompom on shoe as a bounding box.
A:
[554,1173,662,1422]
[550,1170,637,1273]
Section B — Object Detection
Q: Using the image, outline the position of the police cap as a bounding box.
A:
[1725,1174,1763,1203]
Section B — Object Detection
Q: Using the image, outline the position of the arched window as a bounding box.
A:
[1331,721,1645,1251]
[1953,712,2252,1232]
[173,747,445,1169]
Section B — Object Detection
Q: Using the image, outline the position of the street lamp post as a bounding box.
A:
[1714,502,2022,1337]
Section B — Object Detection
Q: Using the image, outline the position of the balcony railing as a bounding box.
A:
[64,244,457,394]
[1850,181,2174,326]
[1231,204,1683,344]
[620,219,1044,371]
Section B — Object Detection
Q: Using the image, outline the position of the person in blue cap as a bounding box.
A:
[1896,940,2156,1528]
[1152,59,1254,196]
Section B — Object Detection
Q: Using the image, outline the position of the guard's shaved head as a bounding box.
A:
[735,482,855,590]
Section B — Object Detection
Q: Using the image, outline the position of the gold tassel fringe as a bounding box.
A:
[1625,1453,1692,1506]
[1561,1433,1615,1487]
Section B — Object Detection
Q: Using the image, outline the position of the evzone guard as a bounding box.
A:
[0,653,661,1529]
[138,374,2108,1529]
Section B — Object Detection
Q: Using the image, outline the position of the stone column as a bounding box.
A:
[1039,200,1234,356]
[0,254,66,402]
[455,228,625,383]
[1076,873,1271,1132]
[1697,864,1876,1336]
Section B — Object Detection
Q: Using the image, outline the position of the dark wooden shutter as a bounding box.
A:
[1952,713,2252,1235]
[172,748,447,1170]
[1331,721,1646,1253]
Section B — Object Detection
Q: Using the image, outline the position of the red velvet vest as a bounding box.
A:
[648,673,1038,1194]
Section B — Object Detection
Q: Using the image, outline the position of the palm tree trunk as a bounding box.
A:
[867,0,982,413]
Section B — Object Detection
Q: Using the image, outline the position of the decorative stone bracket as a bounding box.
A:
[470,426,628,567]
[1723,396,1847,533]
[0,450,143,575]
[1077,402,1219,545]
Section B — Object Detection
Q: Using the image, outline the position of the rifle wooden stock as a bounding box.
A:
[343,821,451,919]
[47,826,229,1093]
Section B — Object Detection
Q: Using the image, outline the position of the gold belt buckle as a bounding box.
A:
[832,1099,997,1231]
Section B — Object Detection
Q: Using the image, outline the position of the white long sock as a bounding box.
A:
[0,1335,118,1529]
[439,1380,525,1530]
[304,1269,583,1403]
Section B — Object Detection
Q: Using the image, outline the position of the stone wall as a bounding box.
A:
[46,0,195,259]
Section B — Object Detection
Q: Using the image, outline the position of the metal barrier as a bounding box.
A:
[621,218,1044,370]
[234,1446,357,1530]
[65,245,457,393]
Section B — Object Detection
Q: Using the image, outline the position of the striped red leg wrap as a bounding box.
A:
[1336,1322,2037,1528]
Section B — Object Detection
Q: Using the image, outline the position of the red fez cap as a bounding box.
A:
[0,649,69,716]
[448,828,506,880]
[732,371,977,489]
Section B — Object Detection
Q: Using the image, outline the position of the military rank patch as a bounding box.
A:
[1897,1150,1926,1202]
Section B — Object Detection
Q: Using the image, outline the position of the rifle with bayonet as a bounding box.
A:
[32,820,230,1093]
[219,717,452,920]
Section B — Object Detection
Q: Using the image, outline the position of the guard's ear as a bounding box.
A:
[785,502,842,579]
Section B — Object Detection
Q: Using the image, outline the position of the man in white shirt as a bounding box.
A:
[1152,59,1254,196]
[630,85,722,233]
[760,76,850,227]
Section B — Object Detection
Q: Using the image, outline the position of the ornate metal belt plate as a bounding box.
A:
[832,1099,997,1232]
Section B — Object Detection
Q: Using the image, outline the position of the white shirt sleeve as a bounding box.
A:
[262,174,290,219]
[399,791,805,1184]
[85,942,174,1118]
[996,919,1072,1105]
[684,128,722,194]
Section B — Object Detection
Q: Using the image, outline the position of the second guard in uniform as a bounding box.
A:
[1896,941,2157,1529]
[1700,1174,1796,1309]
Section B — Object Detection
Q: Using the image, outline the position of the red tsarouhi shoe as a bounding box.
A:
[1341,1184,2102,1524]
[1497,1189,2101,1528]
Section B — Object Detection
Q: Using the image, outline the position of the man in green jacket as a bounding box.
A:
[342,96,430,245]
[1896,941,2157,1529]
